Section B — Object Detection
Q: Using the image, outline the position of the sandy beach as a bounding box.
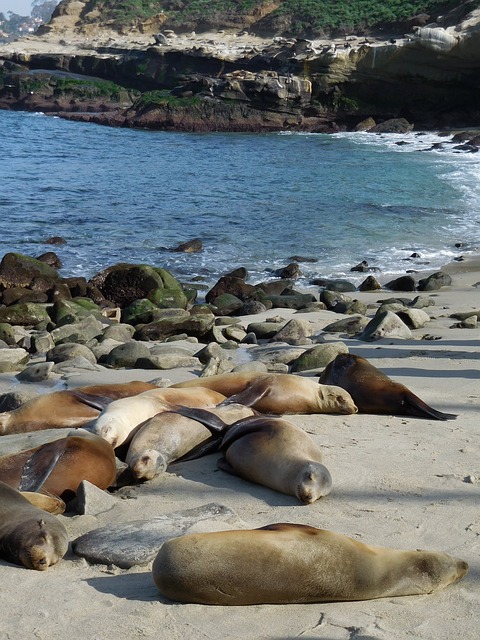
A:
[0,255,478,639]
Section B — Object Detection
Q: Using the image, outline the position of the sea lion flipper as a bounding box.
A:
[69,390,116,411]
[18,439,67,492]
[220,383,270,409]
[404,393,457,421]
[173,405,229,433]
[172,436,221,463]
[219,416,270,451]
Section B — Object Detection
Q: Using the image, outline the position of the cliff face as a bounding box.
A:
[1,3,480,130]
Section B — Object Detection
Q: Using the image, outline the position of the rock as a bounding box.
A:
[358,275,382,291]
[136,353,201,370]
[449,310,480,321]
[369,118,414,133]
[417,271,452,291]
[321,315,371,335]
[238,300,269,315]
[246,321,286,339]
[396,308,431,329]
[359,310,412,341]
[50,315,104,345]
[273,262,300,279]
[409,295,435,308]
[325,279,357,292]
[49,298,103,325]
[102,323,136,342]
[385,275,417,291]
[102,342,151,368]
[2,287,49,306]
[250,345,307,366]
[0,323,16,346]
[0,252,59,288]
[290,342,349,372]
[0,428,72,455]
[0,348,30,372]
[271,318,314,344]
[232,360,268,374]
[16,361,55,382]
[0,303,51,326]
[205,276,256,304]
[222,325,248,343]
[70,480,118,516]
[210,293,244,316]
[148,287,188,309]
[355,117,376,131]
[134,313,215,341]
[262,293,315,310]
[46,342,97,364]
[122,300,188,326]
[72,503,241,568]
[52,356,103,373]
[36,251,62,269]
[172,238,203,252]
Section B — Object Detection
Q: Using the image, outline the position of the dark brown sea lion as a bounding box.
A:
[0,430,117,499]
[171,372,357,415]
[0,381,158,435]
[216,415,332,503]
[319,353,457,420]
[153,523,468,605]
[0,481,68,570]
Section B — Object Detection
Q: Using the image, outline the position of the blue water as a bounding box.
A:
[2,109,480,290]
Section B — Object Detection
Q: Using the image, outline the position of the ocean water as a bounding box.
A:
[2,109,480,291]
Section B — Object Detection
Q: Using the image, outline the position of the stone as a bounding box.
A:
[101,323,136,342]
[271,318,314,344]
[320,290,354,310]
[262,293,315,310]
[210,293,244,316]
[52,357,103,373]
[30,330,55,354]
[205,276,256,304]
[50,315,104,345]
[0,323,16,346]
[46,342,97,364]
[134,313,215,341]
[396,308,431,329]
[359,310,412,341]
[172,238,203,252]
[72,503,241,568]
[0,303,51,326]
[70,480,118,516]
[358,275,382,291]
[136,354,201,370]
[102,341,151,368]
[0,348,30,371]
[290,342,349,372]
[246,321,286,339]
[385,275,417,291]
[417,271,452,291]
[16,361,55,383]
[0,252,59,288]
[321,315,371,335]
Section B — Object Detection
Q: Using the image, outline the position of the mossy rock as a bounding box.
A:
[153,268,184,291]
[148,287,188,309]
[0,303,51,326]
[0,252,59,288]
[49,299,102,325]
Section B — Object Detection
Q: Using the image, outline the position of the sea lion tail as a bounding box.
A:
[172,405,229,433]
[69,390,116,411]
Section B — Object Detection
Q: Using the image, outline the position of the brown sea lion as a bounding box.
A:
[21,491,66,515]
[153,523,468,605]
[0,430,117,499]
[0,381,158,435]
[126,403,255,481]
[216,415,332,504]
[0,481,68,571]
[92,387,227,448]
[319,353,457,420]
[171,372,357,415]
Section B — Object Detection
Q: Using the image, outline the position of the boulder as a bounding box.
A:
[290,342,349,372]
[0,252,59,288]
[417,271,452,291]
[0,303,51,326]
[359,310,412,341]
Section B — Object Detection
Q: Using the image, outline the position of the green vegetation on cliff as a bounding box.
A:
[81,0,480,35]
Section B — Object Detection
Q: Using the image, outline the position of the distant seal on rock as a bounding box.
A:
[92,387,227,448]
[319,353,457,420]
[152,522,468,605]
[216,415,332,503]
[171,372,357,415]
[0,381,158,435]
[0,481,68,570]
[0,430,117,499]
[126,403,255,481]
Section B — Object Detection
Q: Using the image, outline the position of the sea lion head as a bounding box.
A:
[318,384,358,414]
[16,518,67,571]
[409,551,469,593]
[129,449,167,481]
[295,462,333,504]
[93,417,120,448]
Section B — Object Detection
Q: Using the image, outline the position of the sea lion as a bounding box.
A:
[0,481,68,571]
[172,372,357,415]
[153,523,468,605]
[126,403,255,481]
[0,381,158,435]
[92,387,227,448]
[21,491,66,515]
[0,430,117,499]
[215,415,332,503]
[319,353,457,420]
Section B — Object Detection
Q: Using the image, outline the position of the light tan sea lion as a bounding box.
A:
[0,381,158,435]
[319,353,457,420]
[172,372,357,415]
[216,415,332,503]
[126,403,255,481]
[92,387,227,448]
[21,491,66,515]
[0,430,117,499]
[153,523,468,605]
[0,481,68,570]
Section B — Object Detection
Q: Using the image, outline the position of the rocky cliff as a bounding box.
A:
[0,1,480,131]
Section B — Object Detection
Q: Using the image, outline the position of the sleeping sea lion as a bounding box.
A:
[92,387,227,448]
[319,353,457,420]
[153,523,468,605]
[172,372,357,415]
[0,381,158,435]
[216,415,332,503]
[0,430,117,499]
[126,403,255,481]
[0,481,68,570]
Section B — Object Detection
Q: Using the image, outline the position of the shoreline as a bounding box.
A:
[0,252,479,638]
